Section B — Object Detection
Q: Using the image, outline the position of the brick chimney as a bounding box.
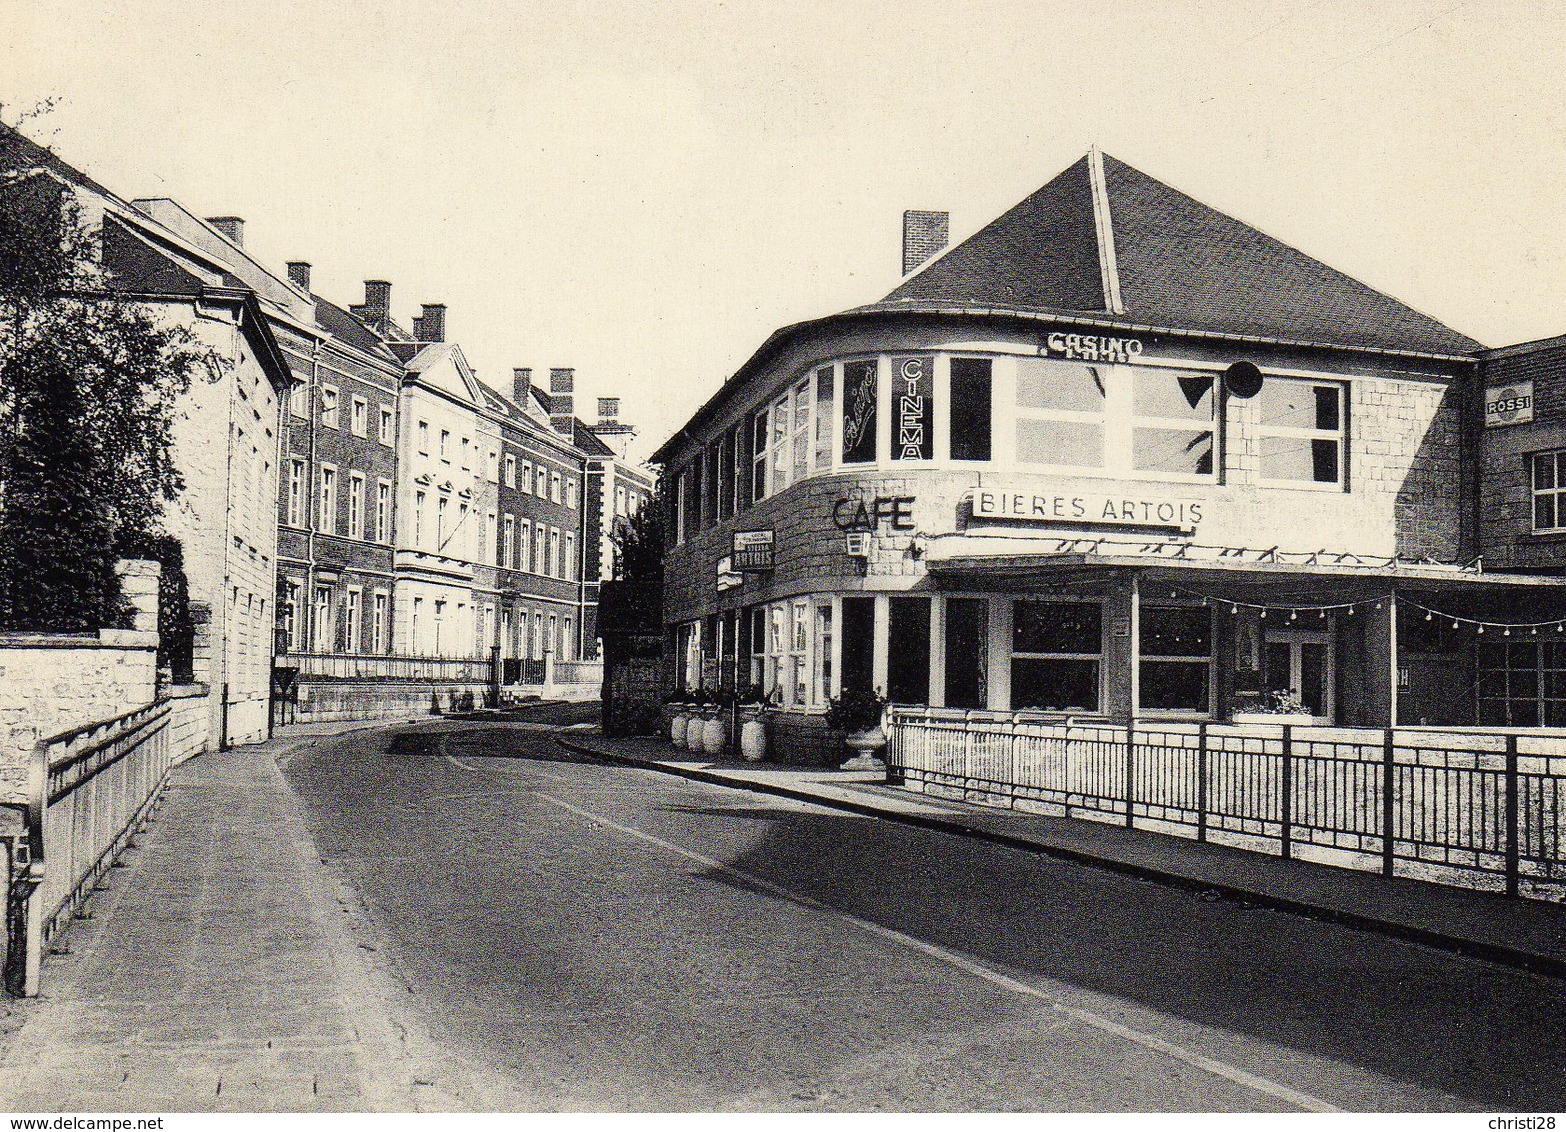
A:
[206,216,245,247]
[350,279,392,328]
[902,210,948,275]
[412,302,446,343]
[592,396,636,460]
[512,367,533,408]
[548,368,575,437]
[286,261,311,292]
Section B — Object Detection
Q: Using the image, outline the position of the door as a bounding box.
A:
[1264,629,1334,722]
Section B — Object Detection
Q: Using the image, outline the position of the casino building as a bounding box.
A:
[655,150,1566,760]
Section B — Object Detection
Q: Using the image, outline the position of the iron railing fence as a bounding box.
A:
[886,708,1566,901]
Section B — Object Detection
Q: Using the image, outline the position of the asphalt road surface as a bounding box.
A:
[282,714,1566,1112]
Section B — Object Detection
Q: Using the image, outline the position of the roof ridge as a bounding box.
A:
[1086,146,1124,315]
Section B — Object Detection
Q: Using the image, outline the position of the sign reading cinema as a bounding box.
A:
[973,487,1204,532]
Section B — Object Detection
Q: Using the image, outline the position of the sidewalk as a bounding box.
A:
[557,732,1566,980]
[0,721,484,1113]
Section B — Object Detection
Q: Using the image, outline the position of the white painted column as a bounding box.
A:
[987,596,1011,711]
[928,596,947,708]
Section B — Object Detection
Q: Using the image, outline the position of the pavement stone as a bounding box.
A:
[0,725,477,1113]
[558,731,1566,981]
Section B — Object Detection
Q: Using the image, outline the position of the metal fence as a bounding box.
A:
[886,707,1566,901]
[12,699,196,995]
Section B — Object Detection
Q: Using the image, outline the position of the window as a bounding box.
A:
[890,355,934,461]
[535,465,547,496]
[530,521,542,573]
[484,512,497,564]
[375,481,391,543]
[320,385,339,429]
[312,585,334,652]
[286,459,306,527]
[458,502,470,557]
[288,381,308,418]
[674,470,687,545]
[1014,360,1106,468]
[351,397,368,437]
[502,515,515,568]
[549,527,560,577]
[505,454,517,488]
[564,532,576,580]
[840,597,875,693]
[372,592,389,653]
[439,429,450,462]
[563,616,574,661]
[813,366,835,470]
[1011,600,1101,711]
[519,460,532,494]
[841,358,879,464]
[433,600,446,654]
[347,474,365,539]
[520,521,533,573]
[461,436,471,471]
[949,358,992,461]
[345,589,362,652]
[566,478,578,510]
[379,407,394,445]
[282,579,302,651]
[1139,606,1213,712]
[412,597,423,653]
[887,598,931,703]
[1479,642,1566,727]
[814,601,835,705]
[944,598,989,709]
[1256,378,1345,486]
[436,496,448,550]
[318,466,337,535]
[418,420,430,455]
[550,471,562,504]
[1132,368,1215,476]
[488,449,499,483]
[1533,451,1566,532]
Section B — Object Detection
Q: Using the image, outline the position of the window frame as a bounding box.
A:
[1254,377,1348,490]
[319,385,339,430]
[1008,597,1104,713]
[1532,450,1566,533]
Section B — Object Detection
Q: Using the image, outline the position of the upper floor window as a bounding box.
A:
[320,385,339,429]
[566,478,578,510]
[1534,451,1566,532]
[351,397,368,437]
[504,454,517,488]
[379,407,394,445]
[1015,360,1106,469]
[1131,368,1215,477]
[949,357,992,461]
[288,381,308,418]
[417,420,429,455]
[439,429,450,462]
[1255,378,1344,486]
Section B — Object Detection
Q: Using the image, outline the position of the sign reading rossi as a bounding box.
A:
[1485,382,1534,428]
[974,487,1203,532]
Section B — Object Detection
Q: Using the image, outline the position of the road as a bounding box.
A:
[281,713,1566,1111]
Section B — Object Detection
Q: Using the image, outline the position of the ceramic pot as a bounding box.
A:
[840,724,888,772]
[670,708,690,749]
[701,712,728,755]
[739,713,767,761]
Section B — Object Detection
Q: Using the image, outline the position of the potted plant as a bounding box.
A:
[699,688,731,755]
[736,683,774,762]
[667,687,693,750]
[1230,688,1315,726]
[826,687,889,772]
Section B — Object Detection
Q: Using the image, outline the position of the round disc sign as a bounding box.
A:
[1485,383,1534,427]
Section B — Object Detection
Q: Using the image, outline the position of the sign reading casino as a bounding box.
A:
[973,486,1203,533]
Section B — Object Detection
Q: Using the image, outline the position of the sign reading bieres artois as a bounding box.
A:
[973,486,1203,533]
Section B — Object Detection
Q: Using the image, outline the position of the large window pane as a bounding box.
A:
[944,598,988,709]
[842,359,879,464]
[841,597,875,692]
[1013,601,1101,654]
[949,358,992,461]
[890,354,934,461]
[1017,419,1104,467]
[1132,369,1213,420]
[1016,360,1105,412]
[1139,607,1211,656]
[887,598,931,704]
[1256,380,1330,429]
[1261,436,1332,482]
[1140,663,1210,711]
[1011,659,1099,711]
[1132,428,1214,475]
[813,366,834,469]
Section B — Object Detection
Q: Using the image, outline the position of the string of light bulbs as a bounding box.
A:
[1156,585,1566,634]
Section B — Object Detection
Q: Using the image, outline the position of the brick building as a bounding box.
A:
[655,150,1566,760]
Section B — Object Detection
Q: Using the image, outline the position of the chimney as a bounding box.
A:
[206,216,245,247]
[548,367,575,436]
[901,209,948,276]
[512,367,533,407]
[286,261,311,292]
[412,302,446,343]
[592,396,636,460]
[351,279,392,327]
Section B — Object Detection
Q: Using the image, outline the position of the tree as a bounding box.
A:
[611,488,665,582]
[0,117,221,632]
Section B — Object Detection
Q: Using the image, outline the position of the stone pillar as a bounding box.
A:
[114,559,161,635]
[189,600,214,686]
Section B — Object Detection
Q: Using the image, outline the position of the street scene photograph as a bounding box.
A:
[4,0,1566,1120]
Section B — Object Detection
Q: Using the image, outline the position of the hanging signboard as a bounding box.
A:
[841,358,879,464]
[890,353,934,461]
[732,529,775,571]
[1485,382,1534,427]
[716,555,743,591]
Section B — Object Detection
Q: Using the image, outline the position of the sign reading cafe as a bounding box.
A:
[973,486,1203,533]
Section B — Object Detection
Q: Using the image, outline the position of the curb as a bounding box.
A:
[555,734,1566,982]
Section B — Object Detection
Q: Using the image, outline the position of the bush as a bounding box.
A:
[825,687,887,734]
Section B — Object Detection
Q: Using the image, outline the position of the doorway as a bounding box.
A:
[1264,629,1334,722]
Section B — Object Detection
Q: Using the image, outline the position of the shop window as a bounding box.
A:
[949,359,992,462]
[1014,360,1106,468]
[1132,369,1214,476]
[944,598,988,709]
[841,597,876,693]
[1139,605,1213,713]
[1256,379,1345,486]
[1477,642,1566,727]
[887,598,931,704]
[1532,451,1566,532]
[1011,600,1101,712]
[814,602,834,705]
[841,358,879,464]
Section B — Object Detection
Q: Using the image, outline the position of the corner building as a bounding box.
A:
[657,151,1566,761]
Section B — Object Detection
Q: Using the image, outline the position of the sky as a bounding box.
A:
[3,0,1565,462]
